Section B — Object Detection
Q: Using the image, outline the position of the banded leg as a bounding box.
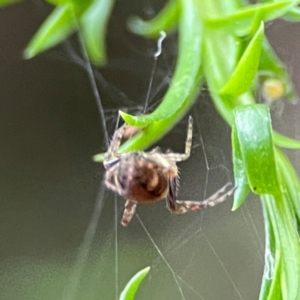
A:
[167,182,235,214]
[121,200,137,226]
[164,116,193,162]
[104,124,127,165]
[104,170,126,196]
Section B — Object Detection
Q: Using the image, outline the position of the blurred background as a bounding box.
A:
[0,1,300,299]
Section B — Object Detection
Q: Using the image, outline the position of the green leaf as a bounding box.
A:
[262,192,300,299]
[23,5,76,59]
[204,1,300,29]
[259,234,282,300]
[119,0,203,127]
[95,110,213,162]
[119,267,150,300]
[45,0,69,5]
[80,0,114,65]
[273,131,300,149]
[282,7,300,22]
[233,10,263,37]
[0,0,21,7]
[220,22,264,96]
[259,39,288,78]
[128,0,179,37]
[118,110,195,153]
[275,149,300,222]
[93,152,105,163]
[233,104,279,195]
[202,7,240,98]
[259,202,279,300]
[231,126,250,210]
[24,1,108,61]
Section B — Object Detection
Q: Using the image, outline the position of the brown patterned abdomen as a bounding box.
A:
[118,154,170,203]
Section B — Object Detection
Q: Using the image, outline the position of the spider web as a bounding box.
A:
[3,1,300,300]
[56,4,265,300]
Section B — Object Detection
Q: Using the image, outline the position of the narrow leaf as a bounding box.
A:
[234,104,279,195]
[231,126,250,210]
[259,237,282,300]
[119,267,150,300]
[128,0,179,37]
[262,193,300,299]
[93,152,105,162]
[283,7,300,21]
[275,148,300,222]
[24,5,76,59]
[273,131,300,149]
[205,1,299,29]
[80,0,114,65]
[220,22,264,96]
[0,0,21,7]
[45,0,69,4]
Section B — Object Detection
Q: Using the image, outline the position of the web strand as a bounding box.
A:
[136,214,186,300]
[142,31,166,113]
[114,194,119,300]
[61,186,106,300]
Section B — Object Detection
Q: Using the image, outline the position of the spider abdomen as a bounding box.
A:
[116,152,175,203]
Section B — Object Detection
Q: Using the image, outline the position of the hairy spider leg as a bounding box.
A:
[201,182,234,207]
[104,168,120,193]
[121,200,137,226]
[164,116,193,162]
[103,124,127,168]
[167,182,235,214]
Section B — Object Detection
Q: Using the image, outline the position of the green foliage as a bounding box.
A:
[24,0,113,65]
[128,0,179,37]
[220,22,264,96]
[283,6,300,22]
[119,267,150,300]
[3,0,300,298]
[232,105,300,299]
[203,1,298,30]
[234,105,279,196]
[23,5,77,59]
[0,0,21,7]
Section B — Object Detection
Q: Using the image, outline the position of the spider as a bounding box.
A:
[104,116,235,226]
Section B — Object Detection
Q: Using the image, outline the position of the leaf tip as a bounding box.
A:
[23,48,34,60]
[127,16,147,35]
[93,152,105,163]
[142,266,151,273]
[120,266,151,300]
[119,110,139,126]
[119,110,128,119]
[231,203,239,211]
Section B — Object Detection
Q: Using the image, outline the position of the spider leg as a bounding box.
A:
[104,172,120,194]
[113,173,125,194]
[167,182,235,215]
[149,146,161,154]
[121,200,137,226]
[201,182,235,207]
[105,181,119,193]
[104,123,127,163]
[104,165,121,192]
[164,116,193,162]
[166,176,179,211]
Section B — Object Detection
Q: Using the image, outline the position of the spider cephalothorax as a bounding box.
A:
[104,116,234,226]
